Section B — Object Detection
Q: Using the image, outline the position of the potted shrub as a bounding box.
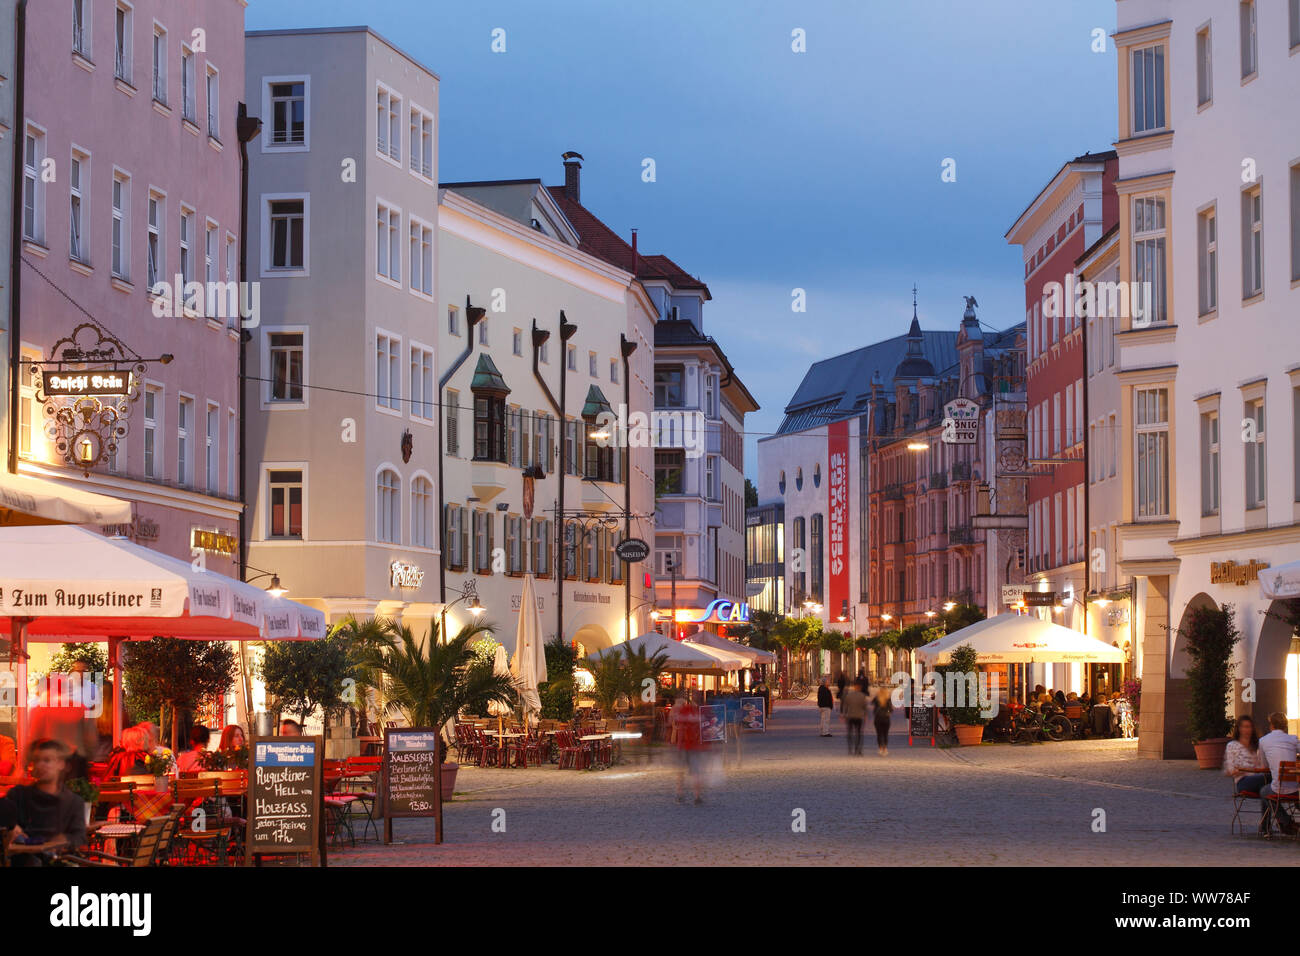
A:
[938,643,989,746]
[1181,603,1239,769]
[144,749,174,791]
[67,777,99,826]
[351,616,515,800]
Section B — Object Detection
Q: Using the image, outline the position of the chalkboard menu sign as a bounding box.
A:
[382,728,443,845]
[245,736,323,866]
[908,700,935,747]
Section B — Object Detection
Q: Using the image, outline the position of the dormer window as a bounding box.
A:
[470,354,510,463]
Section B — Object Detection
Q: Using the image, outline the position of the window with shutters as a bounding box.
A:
[443,504,465,569]
[532,519,550,576]
[506,516,523,574]
[445,389,460,455]
[473,510,494,573]
[563,522,579,579]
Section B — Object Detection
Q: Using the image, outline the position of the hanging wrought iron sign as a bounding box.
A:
[25,323,163,474]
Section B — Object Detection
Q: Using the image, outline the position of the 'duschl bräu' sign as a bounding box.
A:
[246,737,322,862]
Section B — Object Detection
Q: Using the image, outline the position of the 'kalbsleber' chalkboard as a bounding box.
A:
[382,728,443,845]
[908,698,935,747]
[246,736,323,866]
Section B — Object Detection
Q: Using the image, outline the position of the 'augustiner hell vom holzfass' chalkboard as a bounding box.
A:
[246,737,322,864]
[382,728,442,843]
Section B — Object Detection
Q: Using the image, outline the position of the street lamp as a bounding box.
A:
[244,565,287,598]
[943,601,956,612]
[440,581,484,641]
[925,610,936,619]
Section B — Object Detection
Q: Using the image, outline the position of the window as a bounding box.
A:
[478,319,489,347]
[376,333,400,411]
[1291,165,1300,282]
[1198,205,1218,314]
[268,198,305,271]
[268,80,306,146]
[408,218,432,296]
[447,306,460,336]
[532,412,547,471]
[17,349,41,460]
[566,344,576,371]
[512,329,522,357]
[589,351,598,377]
[114,3,131,81]
[1201,410,1220,516]
[411,476,433,548]
[268,332,304,403]
[111,172,129,277]
[539,340,548,364]
[655,366,684,407]
[227,410,236,494]
[205,65,219,139]
[376,85,401,162]
[377,469,400,543]
[705,455,718,501]
[410,345,433,421]
[473,392,507,462]
[532,519,550,575]
[1245,398,1266,509]
[1130,44,1165,133]
[1135,388,1170,519]
[443,505,466,569]
[1132,196,1167,324]
[1294,387,1300,503]
[376,202,401,283]
[152,24,166,103]
[177,396,192,486]
[180,45,196,122]
[205,403,218,492]
[1243,185,1263,298]
[143,386,160,478]
[409,105,434,180]
[1292,0,1300,49]
[69,151,88,263]
[473,511,494,573]
[1196,26,1213,106]
[178,206,194,285]
[655,449,684,494]
[146,192,163,289]
[445,389,460,455]
[268,470,303,538]
[810,514,823,602]
[610,359,619,384]
[1109,413,1117,477]
[1052,393,1062,453]
[73,0,90,56]
[1240,0,1258,79]
[22,127,44,243]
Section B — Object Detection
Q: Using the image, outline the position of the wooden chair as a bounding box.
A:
[62,811,173,867]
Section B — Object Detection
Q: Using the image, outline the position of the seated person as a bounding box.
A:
[0,739,87,865]
[175,724,211,774]
[104,725,150,778]
[1223,715,1268,795]
[1259,711,1300,834]
[279,718,302,737]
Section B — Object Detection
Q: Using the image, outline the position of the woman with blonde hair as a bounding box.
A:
[104,725,149,777]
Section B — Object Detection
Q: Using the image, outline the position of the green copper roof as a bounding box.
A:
[470,353,510,394]
[581,385,613,420]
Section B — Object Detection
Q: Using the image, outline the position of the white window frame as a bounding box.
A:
[227,409,236,494]
[203,217,219,314]
[205,401,219,493]
[178,204,195,288]
[73,0,92,58]
[1197,203,1218,315]
[610,358,619,385]
[143,381,163,479]
[1243,183,1263,299]
[478,318,489,347]
[1245,396,1267,510]
[180,43,197,124]
[1241,0,1258,79]
[261,75,310,152]
[1130,43,1166,134]
[408,213,434,298]
[151,21,167,104]
[512,328,522,357]
[409,341,435,423]
[205,63,220,140]
[375,328,402,416]
[447,305,460,337]
[177,393,194,487]
[375,199,402,286]
[1201,409,1220,516]
[146,188,165,291]
[22,123,46,244]
[260,192,309,277]
[261,325,309,410]
[1134,387,1170,519]
[111,167,130,279]
[408,102,435,182]
[69,147,90,264]
[410,472,435,549]
[114,2,132,83]
[376,465,402,544]
[1195,24,1213,107]
[1132,195,1168,325]
[263,463,308,541]
[18,345,43,460]
[376,82,402,166]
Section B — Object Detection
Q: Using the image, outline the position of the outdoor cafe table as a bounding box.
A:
[483,731,527,767]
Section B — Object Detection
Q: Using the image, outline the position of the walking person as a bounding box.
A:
[872,686,895,756]
[841,680,868,755]
[817,677,834,737]
[671,693,706,804]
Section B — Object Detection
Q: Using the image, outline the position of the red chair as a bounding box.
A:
[475,729,501,768]
[555,731,587,770]
[1264,761,1300,838]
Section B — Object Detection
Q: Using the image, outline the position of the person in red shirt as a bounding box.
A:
[671,693,706,804]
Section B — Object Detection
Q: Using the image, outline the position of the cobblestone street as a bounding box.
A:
[336,701,1297,866]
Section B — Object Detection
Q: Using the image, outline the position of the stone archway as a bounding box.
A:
[1250,599,1300,732]
[1161,591,1217,759]
[572,624,614,657]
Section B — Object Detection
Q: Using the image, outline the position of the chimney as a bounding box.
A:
[631,228,638,273]
[562,150,584,202]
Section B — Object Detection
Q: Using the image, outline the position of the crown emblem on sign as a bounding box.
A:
[948,402,978,421]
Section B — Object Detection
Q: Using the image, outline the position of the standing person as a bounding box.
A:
[841,680,868,755]
[872,686,895,756]
[0,739,87,866]
[816,678,834,737]
[1259,712,1300,834]
[671,693,705,804]
[835,671,847,702]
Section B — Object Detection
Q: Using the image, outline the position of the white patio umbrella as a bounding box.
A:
[1259,560,1300,600]
[591,632,727,672]
[684,630,778,667]
[0,525,326,753]
[915,612,1127,666]
[0,470,133,526]
[510,574,546,719]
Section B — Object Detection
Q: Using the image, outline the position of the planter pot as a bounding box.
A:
[441,762,459,801]
[1193,737,1230,769]
[152,775,168,793]
[954,724,985,746]
[83,804,92,826]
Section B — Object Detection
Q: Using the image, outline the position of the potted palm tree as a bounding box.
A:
[351,616,516,798]
[1181,603,1239,769]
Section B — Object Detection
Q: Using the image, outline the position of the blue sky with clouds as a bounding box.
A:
[247,0,1118,473]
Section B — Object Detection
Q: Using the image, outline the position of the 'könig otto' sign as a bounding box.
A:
[942,398,979,445]
[42,369,132,397]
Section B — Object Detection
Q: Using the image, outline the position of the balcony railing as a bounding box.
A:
[928,472,948,490]
[884,483,904,500]
[951,461,972,481]
[949,523,974,545]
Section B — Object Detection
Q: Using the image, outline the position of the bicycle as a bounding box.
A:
[781,679,811,701]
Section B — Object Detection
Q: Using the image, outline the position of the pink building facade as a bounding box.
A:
[15,0,245,574]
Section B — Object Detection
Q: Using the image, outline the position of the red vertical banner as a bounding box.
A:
[827,420,849,626]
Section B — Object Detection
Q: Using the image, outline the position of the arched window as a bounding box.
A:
[795,467,803,491]
[813,463,821,488]
[377,468,400,543]
[778,471,786,494]
[411,475,433,547]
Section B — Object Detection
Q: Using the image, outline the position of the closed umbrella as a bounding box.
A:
[487,643,513,742]
[510,574,546,720]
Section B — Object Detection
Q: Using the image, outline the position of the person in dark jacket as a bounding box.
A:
[872,687,895,756]
[841,681,869,755]
[0,739,87,865]
[817,678,834,737]
[835,672,847,701]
